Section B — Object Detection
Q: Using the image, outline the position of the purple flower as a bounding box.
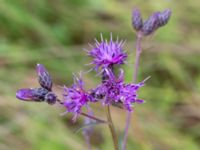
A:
[63,75,92,120]
[92,69,145,111]
[119,82,145,111]
[16,64,57,105]
[87,34,127,71]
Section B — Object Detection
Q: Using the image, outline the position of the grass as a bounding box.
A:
[0,0,200,150]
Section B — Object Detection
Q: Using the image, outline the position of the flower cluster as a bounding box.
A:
[132,9,171,35]
[16,9,171,120]
[15,8,172,150]
[16,64,57,105]
[61,35,146,118]
[16,35,146,118]
[92,69,145,111]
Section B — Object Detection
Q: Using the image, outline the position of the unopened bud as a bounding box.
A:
[132,9,143,31]
[142,12,160,36]
[158,9,171,26]
[37,64,52,91]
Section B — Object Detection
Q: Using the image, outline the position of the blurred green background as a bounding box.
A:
[0,0,200,150]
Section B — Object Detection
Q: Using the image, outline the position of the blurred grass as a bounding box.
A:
[0,0,200,150]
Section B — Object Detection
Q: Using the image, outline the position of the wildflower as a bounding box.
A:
[16,64,57,105]
[92,69,145,111]
[63,75,92,120]
[87,34,127,71]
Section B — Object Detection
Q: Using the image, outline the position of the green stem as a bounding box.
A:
[106,106,119,150]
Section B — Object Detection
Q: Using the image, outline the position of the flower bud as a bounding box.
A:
[142,12,160,36]
[132,9,143,31]
[37,64,52,91]
[16,87,49,102]
[158,9,171,27]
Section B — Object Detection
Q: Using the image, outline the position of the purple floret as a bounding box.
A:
[87,34,127,71]
[119,82,145,111]
[92,69,145,111]
[63,75,92,120]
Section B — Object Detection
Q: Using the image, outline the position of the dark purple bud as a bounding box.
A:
[37,64,52,91]
[158,9,171,27]
[45,92,57,105]
[16,88,36,101]
[16,87,49,102]
[142,12,160,36]
[132,9,143,31]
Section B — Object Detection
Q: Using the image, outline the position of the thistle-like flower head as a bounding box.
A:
[87,34,127,71]
[63,74,92,120]
[92,69,145,111]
